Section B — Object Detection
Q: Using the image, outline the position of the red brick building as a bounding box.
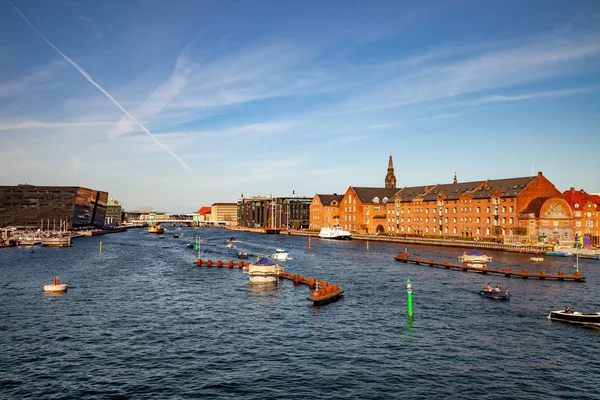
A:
[563,188,600,245]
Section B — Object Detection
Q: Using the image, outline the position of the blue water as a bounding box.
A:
[1,227,599,399]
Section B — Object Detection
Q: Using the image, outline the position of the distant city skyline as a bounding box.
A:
[1,0,599,213]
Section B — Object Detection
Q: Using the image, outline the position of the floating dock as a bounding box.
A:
[394,252,585,281]
[193,258,344,305]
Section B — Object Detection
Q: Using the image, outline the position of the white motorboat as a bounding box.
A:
[318,225,352,240]
[271,248,291,261]
[458,249,492,266]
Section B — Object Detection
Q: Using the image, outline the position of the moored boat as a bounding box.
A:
[318,225,352,240]
[479,289,511,300]
[237,251,248,259]
[530,256,544,262]
[458,249,492,266]
[545,251,572,257]
[548,310,600,326]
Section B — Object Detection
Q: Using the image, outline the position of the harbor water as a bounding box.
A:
[1,227,599,399]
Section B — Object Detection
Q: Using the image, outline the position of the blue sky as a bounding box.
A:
[1,0,599,213]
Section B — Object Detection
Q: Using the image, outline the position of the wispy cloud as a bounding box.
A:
[366,123,396,130]
[0,120,135,131]
[9,1,193,172]
[431,113,459,119]
[334,33,600,114]
[338,136,368,144]
[0,60,65,98]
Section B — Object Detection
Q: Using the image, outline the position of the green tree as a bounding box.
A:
[511,226,527,236]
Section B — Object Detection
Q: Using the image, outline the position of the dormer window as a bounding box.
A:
[574,203,579,208]
[382,197,389,203]
[373,197,380,203]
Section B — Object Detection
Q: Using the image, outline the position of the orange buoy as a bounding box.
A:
[217,260,223,267]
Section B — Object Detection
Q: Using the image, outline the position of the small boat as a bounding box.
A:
[546,251,572,257]
[158,236,165,239]
[186,243,194,249]
[225,242,234,248]
[548,310,600,326]
[579,254,600,260]
[227,237,237,242]
[237,251,248,259]
[44,276,67,293]
[271,248,291,261]
[148,225,165,234]
[459,249,492,266]
[479,289,511,300]
[530,256,544,262]
[173,234,179,238]
[319,225,352,240]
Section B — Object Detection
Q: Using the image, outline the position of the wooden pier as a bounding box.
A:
[394,252,585,281]
[193,258,344,304]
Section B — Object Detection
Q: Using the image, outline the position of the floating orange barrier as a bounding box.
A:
[193,258,343,304]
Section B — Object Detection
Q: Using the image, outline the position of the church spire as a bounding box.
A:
[453,171,457,184]
[385,153,396,189]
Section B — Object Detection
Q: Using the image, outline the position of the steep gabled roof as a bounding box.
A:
[422,181,483,201]
[563,188,590,208]
[394,185,435,202]
[351,187,399,205]
[316,194,343,206]
[476,176,537,199]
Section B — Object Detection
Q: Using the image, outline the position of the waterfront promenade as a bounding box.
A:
[229,226,596,256]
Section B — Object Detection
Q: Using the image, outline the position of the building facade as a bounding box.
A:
[563,188,600,245]
[0,184,108,229]
[387,172,573,244]
[309,193,343,231]
[105,198,122,227]
[211,203,238,226]
[238,196,312,229]
[309,167,576,243]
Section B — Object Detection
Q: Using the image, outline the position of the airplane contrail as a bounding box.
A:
[9,1,193,172]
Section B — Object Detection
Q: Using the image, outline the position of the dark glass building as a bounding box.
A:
[238,196,312,229]
[0,185,109,229]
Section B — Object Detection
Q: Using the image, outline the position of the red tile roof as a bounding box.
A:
[198,206,211,215]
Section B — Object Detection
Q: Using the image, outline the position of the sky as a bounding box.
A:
[1,0,599,213]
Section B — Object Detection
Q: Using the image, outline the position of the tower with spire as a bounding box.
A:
[453,171,457,184]
[385,153,396,189]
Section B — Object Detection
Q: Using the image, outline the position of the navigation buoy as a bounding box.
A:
[44,276,67,293]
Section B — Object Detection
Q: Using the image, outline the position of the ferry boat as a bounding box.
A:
[244,257,284,284]
[319,225,352,240]
[458,249,492,266]
[148,225,165,234]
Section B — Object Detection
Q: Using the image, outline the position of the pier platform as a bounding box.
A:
[394,252,585,281]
